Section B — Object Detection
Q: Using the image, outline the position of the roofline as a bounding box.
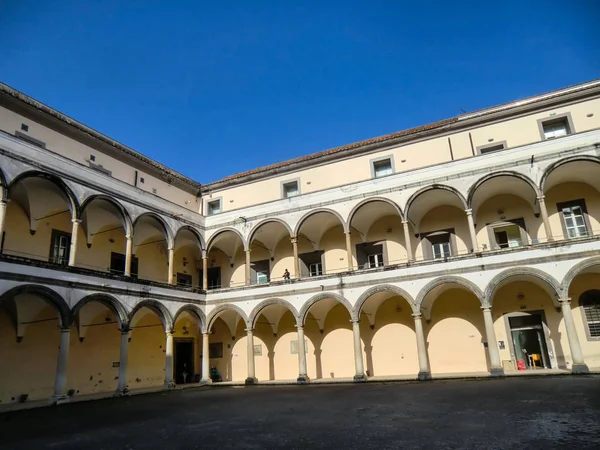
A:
[0,82,202,192]
[204,78,600,192]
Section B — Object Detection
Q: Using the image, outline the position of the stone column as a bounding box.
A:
[51,327,71,404]
[167,247,175,284]
[351,320,366,382]
[0,200,7,242]
[402,220,413,262]
[296,325,309,383]
[164,331,175,388]
[202,256,208,290]
[201,332,211,383]
[245,249,252,285]
[116,328,130,395]
[245,328,258,384]
[124,234,133,276]
[559,298,589,373]
[537,195,554,242]
[291,236,300,278]
[482,306,504,376]
[68,219,81,266]
[413,313,431,380]
[345,231,354,270]
[465,209,479,252]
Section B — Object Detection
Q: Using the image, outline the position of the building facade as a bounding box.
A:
[1,80,600,405]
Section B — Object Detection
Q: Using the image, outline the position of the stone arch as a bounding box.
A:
[540,155,600,193]
[128,299,174,332]
[174,225,205,252]
[133,212,174,249]
[416,276,484,311]
[298,292,353,325]
[173,303,206,333]
[8,170,80,217]
[347,197,404,225]
[561,256,600,297]
[206,227,247,252]
[467,170,540,208]
[484,267,561,307]
[80,194,134,236]
[248,298,300,328]
[248,218,293,244]
[354,284,415,320]
[293,208,347,236]
[206,304,250,332]
[0,284,72,327]
[71,293,128,328]
[405,184,468,218]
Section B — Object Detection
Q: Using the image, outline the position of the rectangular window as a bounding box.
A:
[209,342,223,359]
[479,143,506,154]
[493,224,523,249]
[251,259,270,284]
[49,230,71,265]
[367,253,384,268]
[432,241,451,259]
[542,117,570,140]
[207,199,221,215]
[282,180,299,198]
[557,199,589,239]
[423,230,454,260]
[372,158,393,178]
[177,273,192,287]
[15,130,46,148]
[309,262,323,277]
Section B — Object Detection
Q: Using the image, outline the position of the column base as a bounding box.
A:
[571,364,590,374]
[49,394,69,405]
[490,367,505,377]
[296,375,310,384]
[114,387,130,397]
[418,371,431,381]
[163,382,176,390]
[199,378,212,385]
[353,374,367,383]
[245,377,258,385]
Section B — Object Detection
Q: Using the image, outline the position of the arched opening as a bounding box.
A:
[420,280,488,374]
[294,209,346,276]
[206,306,249,382]
[171,306,204,384]
[133,214,172,283]
[79,196,131,274]
[469,173,541,250]
[0,286,69,404]
[355,287,416,377]
[206,229,246,289]
[173,226,203,289]
[299,294,354,380]
[4,173,77,264]
[488,271,564,371]
[348,199,406,268]
[128,302,172,389]
[406,186,470,261]
[68,295,126,395]
[250,300,299,381]
[542,158,600,241]
[247,220,293,283]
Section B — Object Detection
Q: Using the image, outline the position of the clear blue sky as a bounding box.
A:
[1,1,598,183]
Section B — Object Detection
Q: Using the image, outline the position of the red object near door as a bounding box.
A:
[516,360,526,370]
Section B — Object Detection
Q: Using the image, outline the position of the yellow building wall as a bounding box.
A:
[365,216,408,265]
[416,206,470,260]
[426,290,488,374]
[127,314,166,389]
[312,304,355,379]
[0,307,59,404]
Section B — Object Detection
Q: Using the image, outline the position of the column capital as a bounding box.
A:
[350,319,360,325]
[290,236,298,244]
[120,327,131,334]
[537,195,546,202]
[412,312,423,320]
[559,297,572,305]
[166,330,175,337]
[0,198,9,206]
[125,234,133,240]
[59,326,71,333]
[481,305,492,312]
[245,327,254,334]
[167,247,174,251]
[294,324,304,330]
[465,208,473,216]
[202,331,211,337]
[345,230,351,235]
[71,218,82,224]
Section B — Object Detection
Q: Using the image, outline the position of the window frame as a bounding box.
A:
[370,155,395,179]
[420,228,457,260]
[208,342,223,359]
[48,229,71,266]
[537,112,575,141]
[281,178,301,199]
[477,141,508,155]
[485,218,528,250]
[579,290,600,341]
[206,197,222,216]
[556,198,591,240]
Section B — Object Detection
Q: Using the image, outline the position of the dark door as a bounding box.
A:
[174,340,194,384]
[494,230,509,249]
[199,267,221,289]
[177,272,192,287]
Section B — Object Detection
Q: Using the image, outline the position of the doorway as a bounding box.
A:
[174,339,194,384]
[507,313,551,369]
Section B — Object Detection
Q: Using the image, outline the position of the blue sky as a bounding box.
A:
[1,1,598,183]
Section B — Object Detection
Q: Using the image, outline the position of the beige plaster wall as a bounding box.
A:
[416,206,470,260]
[128,314,166,389]
[425,290,489,374]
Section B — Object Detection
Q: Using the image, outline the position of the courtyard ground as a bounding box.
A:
[0,376,599,449]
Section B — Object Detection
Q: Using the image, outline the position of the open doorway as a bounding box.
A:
[174,339,194,384]
[507,313,551,370]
